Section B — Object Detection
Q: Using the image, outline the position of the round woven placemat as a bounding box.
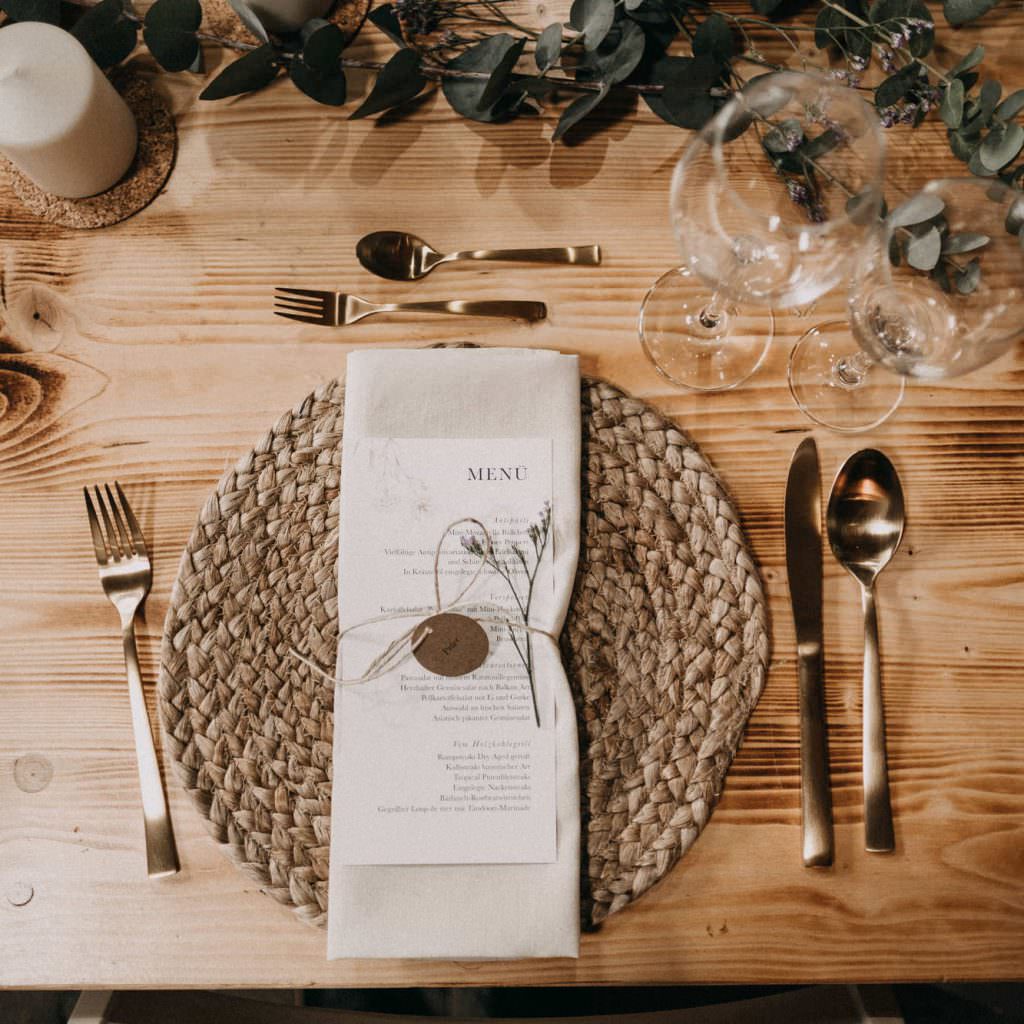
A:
[0,72,175,230]
[159,375,769,929]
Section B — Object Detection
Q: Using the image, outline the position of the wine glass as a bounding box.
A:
[639,71,886,392]
[789,178,1024,432]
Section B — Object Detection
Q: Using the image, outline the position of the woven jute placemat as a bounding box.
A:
[159,374,769,929]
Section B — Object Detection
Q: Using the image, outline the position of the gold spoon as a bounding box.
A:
[827,448,905,853]
[356,231,601,281]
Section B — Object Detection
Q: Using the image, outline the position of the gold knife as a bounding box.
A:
[785,437,834,868]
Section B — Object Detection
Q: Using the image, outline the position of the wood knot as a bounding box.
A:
[3,284,72,352]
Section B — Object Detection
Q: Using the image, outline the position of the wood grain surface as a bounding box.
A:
[1,0,1022,989]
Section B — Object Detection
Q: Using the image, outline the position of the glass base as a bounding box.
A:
[638,267,773,392]
[788,320,906,433]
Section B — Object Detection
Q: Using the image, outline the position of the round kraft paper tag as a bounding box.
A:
[411,613,489,677]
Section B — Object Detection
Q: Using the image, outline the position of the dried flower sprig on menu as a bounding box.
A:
[460,503,550,728]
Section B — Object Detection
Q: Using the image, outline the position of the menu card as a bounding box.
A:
[334,436,557,866]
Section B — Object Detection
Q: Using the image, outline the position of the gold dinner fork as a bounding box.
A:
[273,287,547,325]
[84,482,179,878]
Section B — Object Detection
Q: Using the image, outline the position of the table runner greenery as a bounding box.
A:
[1,0,1021,179]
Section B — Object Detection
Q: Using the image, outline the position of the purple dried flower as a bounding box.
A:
[460,533,484,556]
[827,69,862,88]
[879,46,897,73]
[392,0,444,36]
[850,54,868,72]
[898,102,920,124]
[787,180,811,208]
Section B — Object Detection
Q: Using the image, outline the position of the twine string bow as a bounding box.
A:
[292,517,557,688]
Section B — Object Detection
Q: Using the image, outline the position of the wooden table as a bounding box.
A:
[1,1,1022,989]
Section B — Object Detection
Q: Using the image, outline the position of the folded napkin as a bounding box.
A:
[327,347,581,960]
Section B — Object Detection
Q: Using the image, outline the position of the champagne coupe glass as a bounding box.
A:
[789,178,1024,431]
[639,71,886,392]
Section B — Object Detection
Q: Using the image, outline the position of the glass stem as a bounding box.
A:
[835,350,874,388]
[698,289,729,330]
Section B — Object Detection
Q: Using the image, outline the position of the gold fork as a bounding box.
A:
[84,482,179,878]
[273,287,547,325]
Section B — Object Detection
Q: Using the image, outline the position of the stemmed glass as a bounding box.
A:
[789,178,1024,432]
[639,71,886,392]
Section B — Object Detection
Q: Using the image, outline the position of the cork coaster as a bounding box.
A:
[201,0,371,46]
[158,374,770,929]
[1,72,175,230]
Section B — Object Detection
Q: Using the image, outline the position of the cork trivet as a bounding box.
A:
[158,374,770,929]
[1,72,175,230]
[201,0,370,46]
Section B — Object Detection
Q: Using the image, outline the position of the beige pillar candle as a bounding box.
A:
[0,23,137,199]
[247,0,334,35]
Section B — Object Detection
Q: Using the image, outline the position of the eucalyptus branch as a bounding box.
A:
[819,0,953,85]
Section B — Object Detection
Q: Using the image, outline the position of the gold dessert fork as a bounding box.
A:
[273,287,546,325]
[84,482,179,878]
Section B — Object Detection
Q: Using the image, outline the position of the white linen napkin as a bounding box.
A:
[327,346,581,960]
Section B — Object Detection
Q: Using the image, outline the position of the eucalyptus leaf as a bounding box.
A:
[692,12,734,65]
[932,260,952,292]
[906,225,942,270]
[72,0,138,69]
[624,0,643,9]
[590,20,645,84]
[749,0,784,14]
[967,145,998,176]
[889,233,904,266]
[551,84,609,141]
[477,35,526,110]
[302,22,344,72]
[569,0,615,52]
[299,17,330,43]
[954,257,981,294]
[959,71,980,93]
[644,53,720,130]
[367,4,407,47]
[994,89,1024,122]
[535,22,562,72]
[349,47,426,119]
[875,62,922,109]
[144,0,202,73]
[939,78,964,129]
[949,44,985,78]
[814,5,845,50]
[943,0,998,26]
[0,0,59,23]
[227,0,269,43]
[889,192,945,228]
[1006,198,1024,236]
[199,43,278,100]
[980,122,1024,171]
[800,127,843,160]
[941,232,989,254]
[977,79,1001,122]
[442,34,521,123]
[289,56,346,105]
